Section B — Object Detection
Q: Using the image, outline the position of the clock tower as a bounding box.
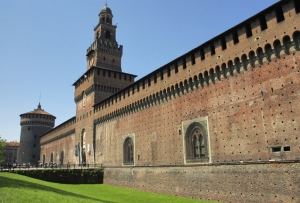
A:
[86,4,122,72]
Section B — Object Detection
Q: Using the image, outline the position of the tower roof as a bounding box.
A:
[20,103,55,117]
[100,5,112,15]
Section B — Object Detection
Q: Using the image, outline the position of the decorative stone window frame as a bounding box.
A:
[122,134,135,166]
[182,117,211,164]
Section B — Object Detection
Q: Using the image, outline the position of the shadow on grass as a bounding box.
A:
[0,175,115,203]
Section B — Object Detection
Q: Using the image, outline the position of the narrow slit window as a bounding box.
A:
[295,0,300,13]
[259,15,268,31]
[182,57,187,69]
[200,49,205,60]
[160,70,164,80]
[191,53,195,65]
[233,31,239,44]
[275,7,285,23]
[221,37,227,50]
[210,44,215,55]
[174,63,178,73]
[245,23,252,38]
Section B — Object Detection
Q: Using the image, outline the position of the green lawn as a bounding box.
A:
[0,172,215,203]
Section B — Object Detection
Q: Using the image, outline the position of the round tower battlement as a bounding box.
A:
[20,103,55,127]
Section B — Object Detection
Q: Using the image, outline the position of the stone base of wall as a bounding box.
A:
[103,162,300,203]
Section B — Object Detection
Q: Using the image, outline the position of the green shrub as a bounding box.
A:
[10,169,103,184]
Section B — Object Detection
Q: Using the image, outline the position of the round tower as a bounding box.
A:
[17,103,56,166]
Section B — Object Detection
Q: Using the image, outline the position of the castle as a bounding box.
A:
[19,0,300,202]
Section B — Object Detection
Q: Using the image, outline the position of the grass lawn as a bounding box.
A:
[0,172,216,203]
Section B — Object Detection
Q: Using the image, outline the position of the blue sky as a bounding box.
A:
[0,0,278,142]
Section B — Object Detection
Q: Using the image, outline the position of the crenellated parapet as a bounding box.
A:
[93,0,300,124]
[87,39,123,56]
[40,116,76,146]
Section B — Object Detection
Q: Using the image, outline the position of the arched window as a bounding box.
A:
[50,152,53,163]
[123,137,134,165]
[185,122,209,163]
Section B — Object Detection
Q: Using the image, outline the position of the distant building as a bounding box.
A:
[3,141,19,164]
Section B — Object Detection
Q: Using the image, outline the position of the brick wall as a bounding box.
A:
[104,162,300,203]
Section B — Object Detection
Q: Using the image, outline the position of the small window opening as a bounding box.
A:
[182,57,187,69]
[245,23,252,38]
[295,0,300,13]
[283,146,291,151]
[174,63,178,73]
[160,70,164,80]
[191,53,195,65]
[210,44,216,55]
[275,7,285,23]
[221,37,227,50]
[259,15,268,31]
[233,31,239,44]
[200,49,205,60]
[272,147,281,152]
[167,66,171,77]
[105,30,110,39]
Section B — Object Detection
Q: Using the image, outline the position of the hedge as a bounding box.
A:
[10,169,103,184]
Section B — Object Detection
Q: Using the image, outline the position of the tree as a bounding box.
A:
[0,136,6,163]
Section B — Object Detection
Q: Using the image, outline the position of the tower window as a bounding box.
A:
[105,30,110,39]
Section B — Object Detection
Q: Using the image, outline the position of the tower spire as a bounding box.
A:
[38,90,42,109]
